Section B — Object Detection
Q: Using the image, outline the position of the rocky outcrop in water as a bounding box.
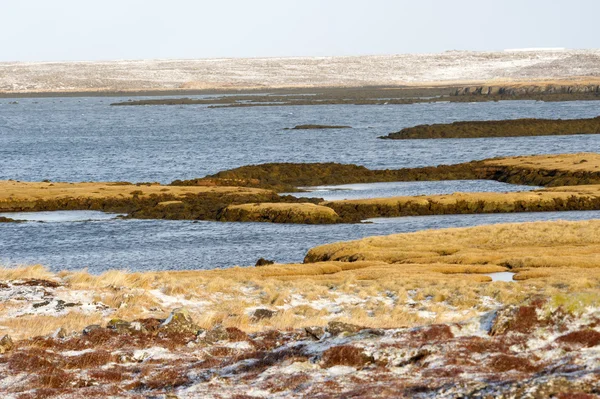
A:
[454,84,600,97]
[381,116,600,139]
[286,124,352,130]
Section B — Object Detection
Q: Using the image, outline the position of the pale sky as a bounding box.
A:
[1,0,598,62]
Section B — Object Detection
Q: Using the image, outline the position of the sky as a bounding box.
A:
[1,0,598,62]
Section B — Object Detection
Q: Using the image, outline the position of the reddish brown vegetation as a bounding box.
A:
[556,329,600,347]
[488,354,541,373]
[410,324,454,342]
[320,345,373,368]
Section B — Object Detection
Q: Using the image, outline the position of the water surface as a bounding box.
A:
[1,211,598,273]
[288,180,539,201]
[1,97,599,183]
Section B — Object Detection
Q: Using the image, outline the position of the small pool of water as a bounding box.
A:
[0,211,119,223]
[286,180,539,201]
[486,272,516,282]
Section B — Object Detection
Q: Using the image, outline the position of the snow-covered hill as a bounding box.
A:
[1,49,600,93]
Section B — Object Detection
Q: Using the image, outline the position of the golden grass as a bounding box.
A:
[2,313,105,340]
[2,220,600,339]
[306,219,600,269]
[0,180,269,203]
[325,183,600,209]
[484,152,600,173]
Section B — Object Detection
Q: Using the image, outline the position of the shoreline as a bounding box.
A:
[3,153,600,224]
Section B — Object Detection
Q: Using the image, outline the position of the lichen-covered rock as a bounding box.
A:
[203,325,230,343]
[0,335,14,354]
[159,307,201,335]
[107,318,142,334]
[251,308,277,321]
[82,325,103,335]
[305,326,326,340]
[327,321,364,336]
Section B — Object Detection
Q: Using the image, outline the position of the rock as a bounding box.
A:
[159,307,201,335]
[288,124,352,130]
[33,300,51,308]
[83,325,103,335]
[490,304,544,336]
[203,325,230,343]
[107,318,138,334]
[220,202,341,224]
[52,328,67,339]
[305,326,326,340]
[251,308,277,321]
[0,216,22,223]
[327,321,364,336]
[55,299,80,311]
[0,335,14,354]
[255,258,275,267]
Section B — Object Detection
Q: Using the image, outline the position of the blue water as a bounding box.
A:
[0,210,599,272]
[287,180,540,201]
[1,98,600,272]
[1,97,599,183]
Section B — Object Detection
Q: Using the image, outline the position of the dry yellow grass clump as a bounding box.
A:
[484,152,600,172]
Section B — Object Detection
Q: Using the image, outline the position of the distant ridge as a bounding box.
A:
[1,49,599,95]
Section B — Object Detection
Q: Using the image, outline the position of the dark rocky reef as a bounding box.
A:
[0,216,23,223]
[453,84,600,98]
[110,85,600,109]
[172,162,484,192]
[381,116,600,140]
[285,124,352,130]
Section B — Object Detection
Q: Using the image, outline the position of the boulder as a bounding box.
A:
[159,307,202,335]
[0,335,14,354]
[251,308,277,321]
[107,318,142,334]
[52,327,67,339]
[83,324,103,335]
[305,326,326,340]
[255,258,275,267]
[203,325,230,343]
[327,321,364,336]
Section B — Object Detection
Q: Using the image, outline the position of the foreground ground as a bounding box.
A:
[0,220,599,397]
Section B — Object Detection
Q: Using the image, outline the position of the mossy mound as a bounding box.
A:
[219,202,341,224]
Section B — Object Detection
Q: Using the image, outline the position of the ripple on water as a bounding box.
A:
[1,210,599,273]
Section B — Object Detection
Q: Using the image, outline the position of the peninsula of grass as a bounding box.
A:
[4,153,600,223]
